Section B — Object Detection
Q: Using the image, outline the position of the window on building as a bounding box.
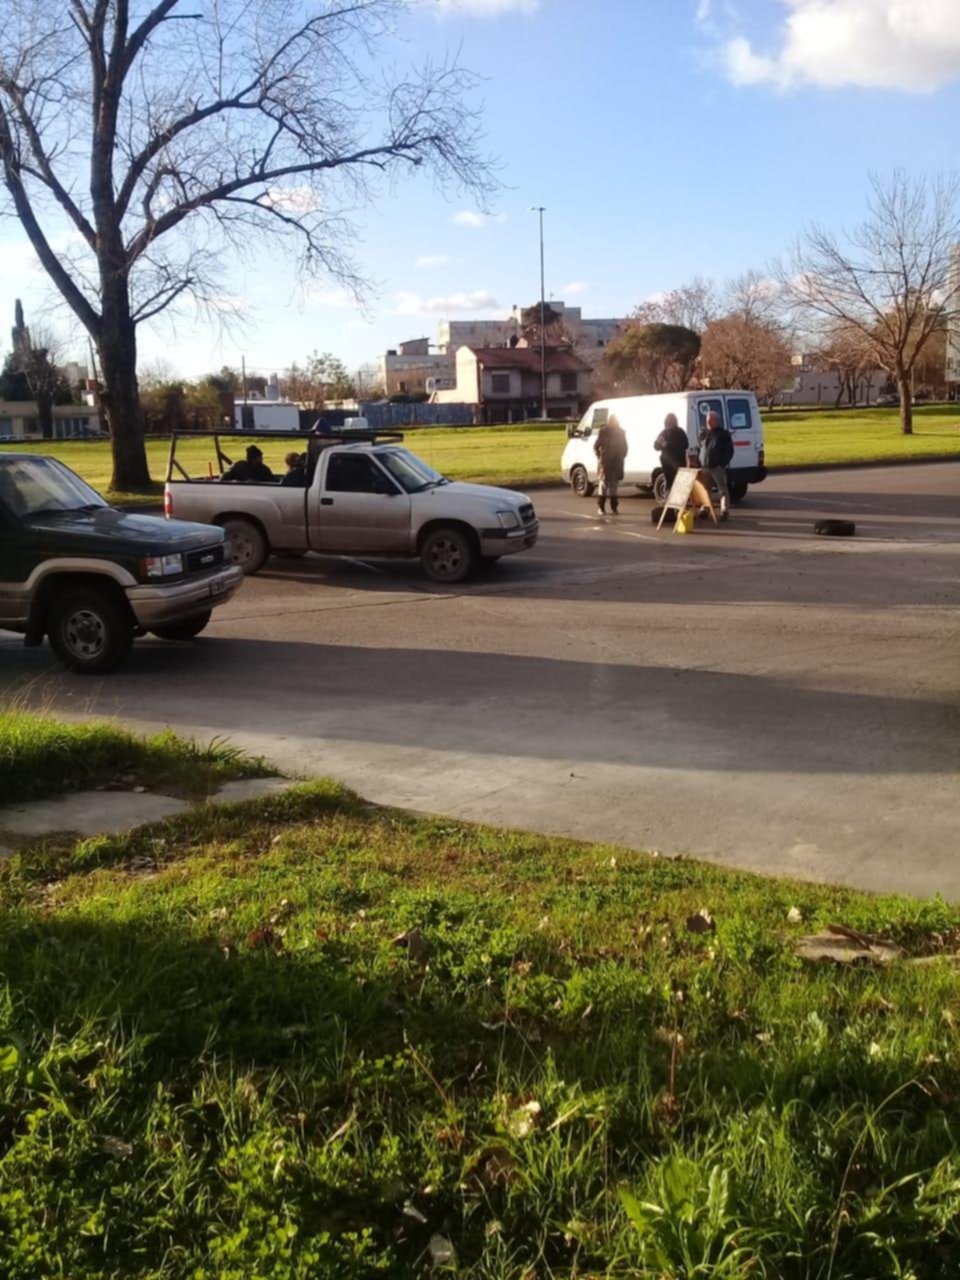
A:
[491,373,510,393]
[398,380,407,393]
[560,372,578,393]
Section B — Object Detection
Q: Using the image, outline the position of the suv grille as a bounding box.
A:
[186,544,225,575]
[519,503,536,526]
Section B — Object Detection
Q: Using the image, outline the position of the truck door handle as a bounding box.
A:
[320,498,334,506]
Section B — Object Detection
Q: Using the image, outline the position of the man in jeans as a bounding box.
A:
[593,413,628,515]
[699,411,734,520]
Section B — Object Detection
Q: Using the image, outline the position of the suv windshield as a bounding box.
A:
[377,448,448,493]
[0,456,107,519]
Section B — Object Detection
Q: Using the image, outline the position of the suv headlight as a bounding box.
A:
[140,553,183,579]
[496,510,520,530]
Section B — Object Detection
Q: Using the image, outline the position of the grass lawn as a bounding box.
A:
[2,718,960,1276]
[7,405,960,502]
[0,708,268,803]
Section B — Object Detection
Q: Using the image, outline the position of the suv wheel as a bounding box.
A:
[48,587,133,674]
[420,526,477,584]
[151,610,212,641]
[729,478,748,505]
[570,465,595,498]
[222,518,269,574]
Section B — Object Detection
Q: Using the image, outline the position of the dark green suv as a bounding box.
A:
[0,453,243,673]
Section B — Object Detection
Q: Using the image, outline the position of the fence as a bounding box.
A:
[358,401,474,429]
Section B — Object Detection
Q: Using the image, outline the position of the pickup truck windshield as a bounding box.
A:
[0,456,107,519]
[377,448,448,494]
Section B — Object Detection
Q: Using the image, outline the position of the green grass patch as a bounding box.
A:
[2,783,960,1276]
[9,405,960,501]
[0,709,269,803]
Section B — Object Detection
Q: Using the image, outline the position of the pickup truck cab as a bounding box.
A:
[0,452,242,673]
[164,430,540,583]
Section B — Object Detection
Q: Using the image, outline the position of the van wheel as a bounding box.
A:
[222,518,269,574]
[420,526,477,584]
[652,471,670,503]
[48,587,133,675]
[729,478,748,505]
[570,466,595,498]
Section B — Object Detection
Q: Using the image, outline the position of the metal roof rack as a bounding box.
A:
[165,426,405,483]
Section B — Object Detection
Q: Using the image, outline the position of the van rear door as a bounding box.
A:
[723,394,761,472]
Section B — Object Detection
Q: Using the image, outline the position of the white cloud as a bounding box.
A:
[723,0,960,93]
[434,0,538,15]
[306,286,357,308]
[563,281,588,296]
[392,289,501,316]
[415,254,452,268]
[453,210,508,228]
[263,185,319,214]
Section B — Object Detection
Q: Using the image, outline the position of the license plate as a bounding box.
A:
[208,575,228,598]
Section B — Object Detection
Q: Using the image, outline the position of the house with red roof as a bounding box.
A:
[435,344,593,422]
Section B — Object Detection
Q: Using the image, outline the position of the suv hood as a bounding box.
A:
[23,507,222,552]
[423,481,530,507]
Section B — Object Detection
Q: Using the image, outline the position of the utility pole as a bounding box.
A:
[241,355,249,404]
[531,206,547,420]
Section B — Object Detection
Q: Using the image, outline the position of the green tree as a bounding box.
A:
[601,323,701,393]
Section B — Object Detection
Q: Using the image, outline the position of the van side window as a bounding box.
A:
[695,398,725,440]
[726,398,753,431]
[591,407,609,429]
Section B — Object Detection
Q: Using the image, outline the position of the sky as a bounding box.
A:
[3,0,960,380]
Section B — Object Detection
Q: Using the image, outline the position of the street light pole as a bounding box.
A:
[531,206,547,421]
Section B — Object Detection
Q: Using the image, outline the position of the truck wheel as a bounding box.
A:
[420,526,477,584]
[570,466,595,498]
[729,478,748,505]
[151,610,212,641]
[48,587,133,675]
[222,518,269,574]
[653,471,670,503]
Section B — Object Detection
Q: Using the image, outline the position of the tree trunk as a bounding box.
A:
[897,375,913,435]
[98,280,151,491]
[36,390,53,438]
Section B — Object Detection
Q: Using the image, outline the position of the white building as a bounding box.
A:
[379,338,454,397]
[778,354,887,407]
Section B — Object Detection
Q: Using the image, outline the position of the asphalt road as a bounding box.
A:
[3,462,958,897]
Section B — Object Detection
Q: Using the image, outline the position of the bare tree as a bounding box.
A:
[700,313,793,403]
[0,1,495,489]
[785,172,960,434]
[816,323,878,408]
[634,276,717,335]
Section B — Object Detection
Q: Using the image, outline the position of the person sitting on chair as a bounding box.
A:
[221,444,273,483]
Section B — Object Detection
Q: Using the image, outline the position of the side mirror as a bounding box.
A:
[566,424,578,439]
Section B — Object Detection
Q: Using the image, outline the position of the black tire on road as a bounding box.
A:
[48,586,134,675]
[814,519,856,537]
[222,517,269,574]
[420,525,477,584]
[729,478,748,505]
[652,471,670,504]
[570,466,595,498]
[274,549,307,560]
[151,610,212,642]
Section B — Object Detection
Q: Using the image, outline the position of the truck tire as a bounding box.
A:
[151,610,212,641]
[48,586,134,675]
[222,518,269,574]
[570,465,595,498]
[420,525,477,584]
[814,519,856,537]
[652,470,670,503]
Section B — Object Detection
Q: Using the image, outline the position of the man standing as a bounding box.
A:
[699,411,734,520]
[654,412,689,493]
[593,413,628,515]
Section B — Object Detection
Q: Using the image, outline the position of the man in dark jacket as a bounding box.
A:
[221,444,274,483]
[593,414,628,515]
[698,411,734,519]
[654,412,689,492]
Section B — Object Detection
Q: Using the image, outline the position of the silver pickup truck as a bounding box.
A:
[163,430,540,583]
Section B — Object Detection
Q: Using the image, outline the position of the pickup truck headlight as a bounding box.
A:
[496,510,521,530]
[140,553,183,580]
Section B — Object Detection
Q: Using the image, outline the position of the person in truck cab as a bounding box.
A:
[221,444,273,483]
[281,451,307,487]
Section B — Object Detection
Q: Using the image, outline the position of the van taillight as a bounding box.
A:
[163,489,172,519]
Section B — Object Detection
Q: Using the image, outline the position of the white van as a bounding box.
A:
[561,390,767,504]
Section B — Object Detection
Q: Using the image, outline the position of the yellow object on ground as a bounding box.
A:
[675,510,695,534]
